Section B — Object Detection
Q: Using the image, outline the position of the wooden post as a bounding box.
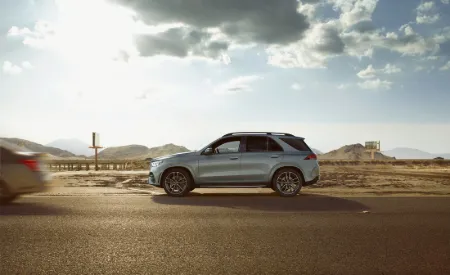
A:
[95,147,98,171]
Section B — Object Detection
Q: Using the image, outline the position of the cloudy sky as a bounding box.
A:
[1,0,450,153]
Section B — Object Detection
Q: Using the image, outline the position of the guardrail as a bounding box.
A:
[44,158,450,172]
[44,159,148,171]
[318,159,450,166]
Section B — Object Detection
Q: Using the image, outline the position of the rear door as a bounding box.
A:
[240,136,284,183]
[197,136,243,184]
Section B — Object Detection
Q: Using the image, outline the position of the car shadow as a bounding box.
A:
[151,192,370,212]
[0,202,70,216]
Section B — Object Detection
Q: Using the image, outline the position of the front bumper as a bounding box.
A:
[148,166,164,187]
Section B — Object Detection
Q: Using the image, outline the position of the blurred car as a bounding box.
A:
[0,141,52,204]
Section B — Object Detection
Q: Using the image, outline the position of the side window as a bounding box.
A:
[268,138,283,152]
[279,138,311,152]
[246,136,267,152]
[212,137,241,154]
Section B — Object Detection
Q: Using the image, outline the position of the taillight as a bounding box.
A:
[21,159,39,171]
[304,153,317,160]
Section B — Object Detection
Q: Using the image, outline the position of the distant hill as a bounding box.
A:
[382,147,450,160]
[96,143,190,160]
[0,137,77,158]
[46,138,93,157]
[311,148,323,155]
[319,143,393,160]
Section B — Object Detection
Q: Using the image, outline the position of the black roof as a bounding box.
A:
[222,132,295,137]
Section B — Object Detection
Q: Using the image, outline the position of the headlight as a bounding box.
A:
[151,160,163,167]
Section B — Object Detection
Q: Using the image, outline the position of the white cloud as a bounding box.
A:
[21,61,34,70]
[442,0,450,4]
[416,2,440,24]
[328,0,379,29]
[357,64,377,78]
[2,61,22,75]
[440,61,450,71]
[267,0,448,69]
[417,1,435,12]
[358,79,392,90]
[291,83,304,91]
[381,63,402,74]
[417,14,440,24]
[7,26,32,36]
[357,63,401,79]
[425,56,439,60]
[2,61,34,75]
[214,75,262,95]
[337,83,352,90]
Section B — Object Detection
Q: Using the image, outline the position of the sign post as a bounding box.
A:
[89,132,103,171]
[364,141,380,160]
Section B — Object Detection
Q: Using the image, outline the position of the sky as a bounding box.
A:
[0,0,450,154]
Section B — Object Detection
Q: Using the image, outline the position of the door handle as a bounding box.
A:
[229,157,239,160]
[270,155,279,158]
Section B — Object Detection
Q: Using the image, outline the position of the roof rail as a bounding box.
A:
[222,132,295,137]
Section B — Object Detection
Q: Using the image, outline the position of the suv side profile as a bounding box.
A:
[148,132,320,197]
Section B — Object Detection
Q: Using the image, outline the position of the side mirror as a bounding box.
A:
[203,147,213,155]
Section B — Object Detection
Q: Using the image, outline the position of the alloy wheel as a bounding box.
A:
[276,172,301,196]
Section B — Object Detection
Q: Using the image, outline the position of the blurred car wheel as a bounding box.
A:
[0,180,19,204]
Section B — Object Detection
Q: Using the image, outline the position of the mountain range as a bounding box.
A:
[1,137,449,160]
[0,138,77,158]
[46,138,94,157]
[382,148,450,160]
[95,143,190,160]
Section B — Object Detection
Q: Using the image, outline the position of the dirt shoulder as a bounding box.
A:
[46,164,450,197]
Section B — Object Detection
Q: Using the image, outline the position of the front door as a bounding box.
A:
[197,136,243,184]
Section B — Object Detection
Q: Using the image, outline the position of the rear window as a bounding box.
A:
[280,138,311,152]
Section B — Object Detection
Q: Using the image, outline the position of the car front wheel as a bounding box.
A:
[272,168,303,197]
[162,168,193,197]
[0,180,18,204]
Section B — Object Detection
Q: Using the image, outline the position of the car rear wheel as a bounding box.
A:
[162,168,193,197]
[0,180,18,205]
[272,168,303,197]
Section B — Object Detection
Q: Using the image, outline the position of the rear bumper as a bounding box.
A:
[304,175,320,187]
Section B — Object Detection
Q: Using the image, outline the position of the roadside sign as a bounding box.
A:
[92,132,100,147]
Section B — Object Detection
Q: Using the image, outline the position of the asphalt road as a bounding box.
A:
[1,192,450,275]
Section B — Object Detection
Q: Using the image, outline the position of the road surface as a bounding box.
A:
[1,189,450,275]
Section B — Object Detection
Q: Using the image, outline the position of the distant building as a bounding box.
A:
[434,157,444,160]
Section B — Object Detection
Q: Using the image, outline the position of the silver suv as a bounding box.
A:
[148,132,320,197]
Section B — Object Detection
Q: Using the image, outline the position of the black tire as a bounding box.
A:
[0,180,18,205]
[272,168,303,197]
[162,168,193,197]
